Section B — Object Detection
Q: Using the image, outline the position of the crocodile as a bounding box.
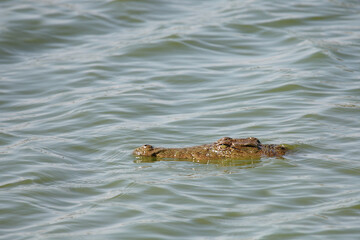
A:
[133,137,287,162]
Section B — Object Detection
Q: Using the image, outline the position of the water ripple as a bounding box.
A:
[1,0,360,239]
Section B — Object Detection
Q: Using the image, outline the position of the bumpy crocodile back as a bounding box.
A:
[261,144,287,157]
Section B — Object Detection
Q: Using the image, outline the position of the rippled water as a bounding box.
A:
[1,0,360,239]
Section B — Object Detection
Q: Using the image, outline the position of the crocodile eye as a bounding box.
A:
[216,137,232,145]
[248,137,261,145]
[220,137,232,141]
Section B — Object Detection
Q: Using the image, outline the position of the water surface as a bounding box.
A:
[1,0,360,239]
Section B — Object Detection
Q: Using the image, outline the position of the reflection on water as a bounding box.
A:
[134,155,264,167]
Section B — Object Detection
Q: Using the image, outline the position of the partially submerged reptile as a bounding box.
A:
[133,137,288,162]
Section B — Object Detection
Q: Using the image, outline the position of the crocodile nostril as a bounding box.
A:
[142,144,153,150]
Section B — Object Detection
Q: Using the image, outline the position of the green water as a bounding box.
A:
[1,0,360,239]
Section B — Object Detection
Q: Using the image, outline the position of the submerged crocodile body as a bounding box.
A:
[133,137,287,161]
